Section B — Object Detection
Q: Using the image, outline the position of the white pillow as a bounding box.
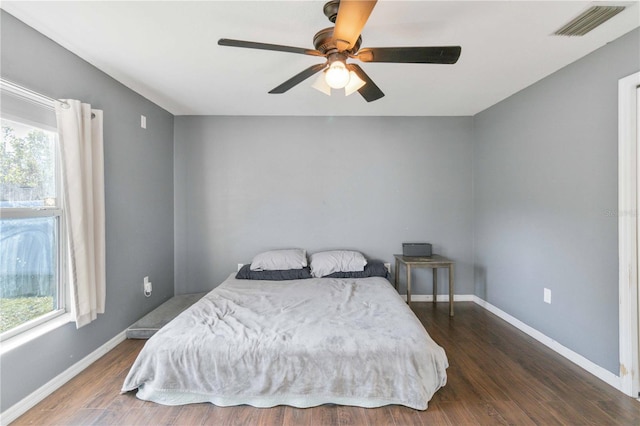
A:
[309,250,367,278]
[250,249,307,271]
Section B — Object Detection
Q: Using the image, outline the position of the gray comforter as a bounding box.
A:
[121,275,448,410]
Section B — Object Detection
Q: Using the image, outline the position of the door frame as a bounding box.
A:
[619,71,640,397]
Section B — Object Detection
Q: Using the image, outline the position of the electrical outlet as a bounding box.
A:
[141,115,147,129]
[144,276,152,295]
[544,288,551,304]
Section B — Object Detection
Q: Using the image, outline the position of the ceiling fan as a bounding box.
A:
[218,0,461,102]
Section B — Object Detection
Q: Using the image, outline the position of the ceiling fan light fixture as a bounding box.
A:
[344,71,366,96]
[312,73,332,96]
[324,60,350,89]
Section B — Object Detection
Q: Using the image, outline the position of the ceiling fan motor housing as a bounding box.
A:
[313,27,362,55]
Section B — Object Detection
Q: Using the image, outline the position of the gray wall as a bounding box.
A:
[0,11,175,411]
[473,28,640,375]
[174,116,474,295]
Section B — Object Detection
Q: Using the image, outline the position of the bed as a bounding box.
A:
[122,270,448,410]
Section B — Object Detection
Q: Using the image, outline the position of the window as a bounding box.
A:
[0,81,67,340]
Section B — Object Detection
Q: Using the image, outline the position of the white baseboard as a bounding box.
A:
[472,296,622,391]
[1,330,127,425]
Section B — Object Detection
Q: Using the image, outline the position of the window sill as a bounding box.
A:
[0,313,72,355]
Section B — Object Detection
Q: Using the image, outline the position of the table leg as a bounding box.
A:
[394,259,399,291]
[433,268,438,306]
[449,264,454,317]
[406,265,412,306]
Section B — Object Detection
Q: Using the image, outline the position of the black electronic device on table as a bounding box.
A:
[402,243,432,257]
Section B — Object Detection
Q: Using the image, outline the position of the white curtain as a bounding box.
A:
[55,100,105,328]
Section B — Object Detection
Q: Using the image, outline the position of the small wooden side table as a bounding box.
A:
[394,254,455,316]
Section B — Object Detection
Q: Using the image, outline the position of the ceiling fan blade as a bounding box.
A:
[218,38,324,57]
[356,46,461,64]
[269,63,327,94]
[347,64,384,102]
[332,0,377,52]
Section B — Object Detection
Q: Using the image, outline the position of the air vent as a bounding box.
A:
[554,5,625,36]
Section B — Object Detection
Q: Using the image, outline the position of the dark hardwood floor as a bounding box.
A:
[13,302,640,425]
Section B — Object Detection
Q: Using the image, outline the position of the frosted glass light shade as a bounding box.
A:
[312,73,331,96]
[344,71,366,96]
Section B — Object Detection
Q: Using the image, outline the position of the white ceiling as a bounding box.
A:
[2,1,638,116]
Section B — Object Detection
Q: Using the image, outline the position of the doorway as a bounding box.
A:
[618,71,640,397]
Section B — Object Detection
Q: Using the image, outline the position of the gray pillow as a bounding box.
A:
[323,261,389,279]
[236,264,312,281]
